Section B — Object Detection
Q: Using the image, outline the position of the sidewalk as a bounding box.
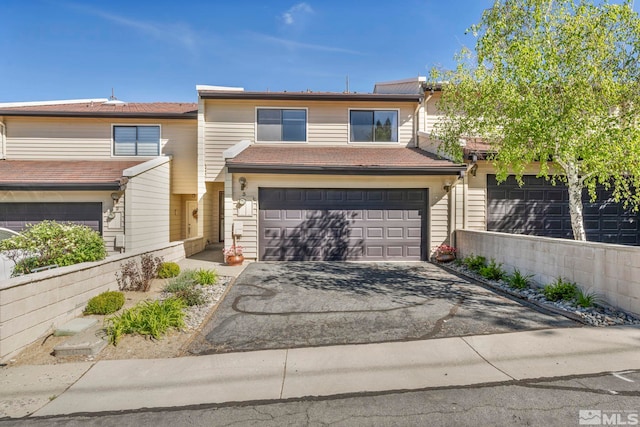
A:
[1,325,636,418]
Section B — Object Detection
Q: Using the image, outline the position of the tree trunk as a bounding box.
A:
[566,162,587,241]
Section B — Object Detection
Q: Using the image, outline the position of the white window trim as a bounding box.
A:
[111,123,163,158]
[254,107,309,143]
[347,108,401,145]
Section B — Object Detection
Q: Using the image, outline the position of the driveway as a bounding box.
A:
[187,262,578,355]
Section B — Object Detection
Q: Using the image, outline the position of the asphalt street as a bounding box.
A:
[4,370,639,427]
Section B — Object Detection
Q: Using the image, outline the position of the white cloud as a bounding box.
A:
[251,33,365,56]
[281,2,314,26]
[63,3,198,54]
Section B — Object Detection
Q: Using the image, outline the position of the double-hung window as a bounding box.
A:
[257,109,307,142]
[350,110,398,143]
[113,125,160,156]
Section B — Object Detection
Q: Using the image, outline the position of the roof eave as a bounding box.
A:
[199,92,423,102]
[0,111,198,119]
[0,182,122,191]
[227,163,466,175]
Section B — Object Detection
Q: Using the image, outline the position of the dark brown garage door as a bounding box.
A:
[487,175,640,245]
[0,203,103,234]
[259,188,427,261]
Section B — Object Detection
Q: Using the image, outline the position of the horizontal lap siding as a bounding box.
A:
[4,118,196,188]
[203,100,418,181]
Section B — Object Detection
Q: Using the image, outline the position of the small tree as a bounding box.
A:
[432,0,640,240]
[0,221,106,275]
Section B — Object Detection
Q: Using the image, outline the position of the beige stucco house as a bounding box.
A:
[0,99,198,254]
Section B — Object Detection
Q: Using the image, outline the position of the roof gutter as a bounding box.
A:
[227,163,466,176]
[0,111,197,119]
[200,91,423,103]
[0,182,123,191]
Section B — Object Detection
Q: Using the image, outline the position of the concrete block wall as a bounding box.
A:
[456,230,640,317]
[0,241,188,362]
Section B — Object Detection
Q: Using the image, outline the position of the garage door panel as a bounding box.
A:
[488,175,640,245]
[366,210,384,220]
[0,203,102,234]
[259,189,426,261]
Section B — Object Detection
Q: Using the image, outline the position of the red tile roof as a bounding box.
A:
[0,102,198,118]
[0,160,144,189]
[226,146,465,174]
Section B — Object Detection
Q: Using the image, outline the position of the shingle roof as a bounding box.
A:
[0,160,144,190]
[0,102,198,118]
[226,146,466,175]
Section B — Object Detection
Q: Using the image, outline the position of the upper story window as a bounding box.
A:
[350,110,398,143]
[257,108,307,142]
[113,125,160,156]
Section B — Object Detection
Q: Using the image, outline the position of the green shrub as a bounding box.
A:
[164,270,198,293]
[543,278,578,302]
[463,254,487,272]
[575,287,600,308]
[194,268,218,285]
[174,286,206,306]
[157,262,181,279]
[116,254,163,292]
[507,269,533,290]
[84,291,125,315]
[0,221,106,276]
[105,297,186,345]
[479,259,505,280]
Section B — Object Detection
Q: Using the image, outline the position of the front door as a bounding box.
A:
[186,201,198,239]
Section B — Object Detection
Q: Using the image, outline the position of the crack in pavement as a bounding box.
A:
[231,284,433,316]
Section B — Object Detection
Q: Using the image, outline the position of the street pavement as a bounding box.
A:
[3,371,639,426]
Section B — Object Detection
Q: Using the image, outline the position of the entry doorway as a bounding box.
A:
[218,191,224,242]
[186,200,198,239]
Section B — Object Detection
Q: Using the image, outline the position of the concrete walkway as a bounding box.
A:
[20,325,640,417]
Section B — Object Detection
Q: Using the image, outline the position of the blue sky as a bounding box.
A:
[0,0,606,103]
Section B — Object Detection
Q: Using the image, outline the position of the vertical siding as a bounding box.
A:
[202,100,417,181]
[124,161,171,251]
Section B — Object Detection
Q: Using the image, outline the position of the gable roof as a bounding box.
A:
[0,102,198,119]
[0,160,144,190]
[226,146,466,175]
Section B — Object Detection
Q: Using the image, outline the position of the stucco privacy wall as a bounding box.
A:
[225,172,453,259]
[456,230,640,317]
[0,241,188,362]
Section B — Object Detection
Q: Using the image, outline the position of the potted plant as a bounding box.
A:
[434,244,456,263]
[223,244,244,266]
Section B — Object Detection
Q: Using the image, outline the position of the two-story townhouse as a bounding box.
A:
[411,79,640,246]
[0,99,198,254]
[198,86,468,261]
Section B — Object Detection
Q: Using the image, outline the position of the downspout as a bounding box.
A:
[418,91,433,149]
[0,121,6,159]
[413,101,421,148]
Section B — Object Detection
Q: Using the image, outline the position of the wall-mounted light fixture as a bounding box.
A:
[239,176,247,193]
[443,181,452,192]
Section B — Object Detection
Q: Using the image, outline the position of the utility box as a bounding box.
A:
[232,221,244,236]
[114,234,125,248]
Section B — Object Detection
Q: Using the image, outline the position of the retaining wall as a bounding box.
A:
[456,230,640,317]
[0,241,189,362]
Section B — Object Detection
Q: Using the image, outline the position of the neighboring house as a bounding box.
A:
[417,86,640,246]
[198,84,467,261]
[0,99,199,255]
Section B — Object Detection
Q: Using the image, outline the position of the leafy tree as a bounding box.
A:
[431,0,640,240]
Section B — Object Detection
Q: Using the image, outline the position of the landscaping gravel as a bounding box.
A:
[442,262,640,327]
